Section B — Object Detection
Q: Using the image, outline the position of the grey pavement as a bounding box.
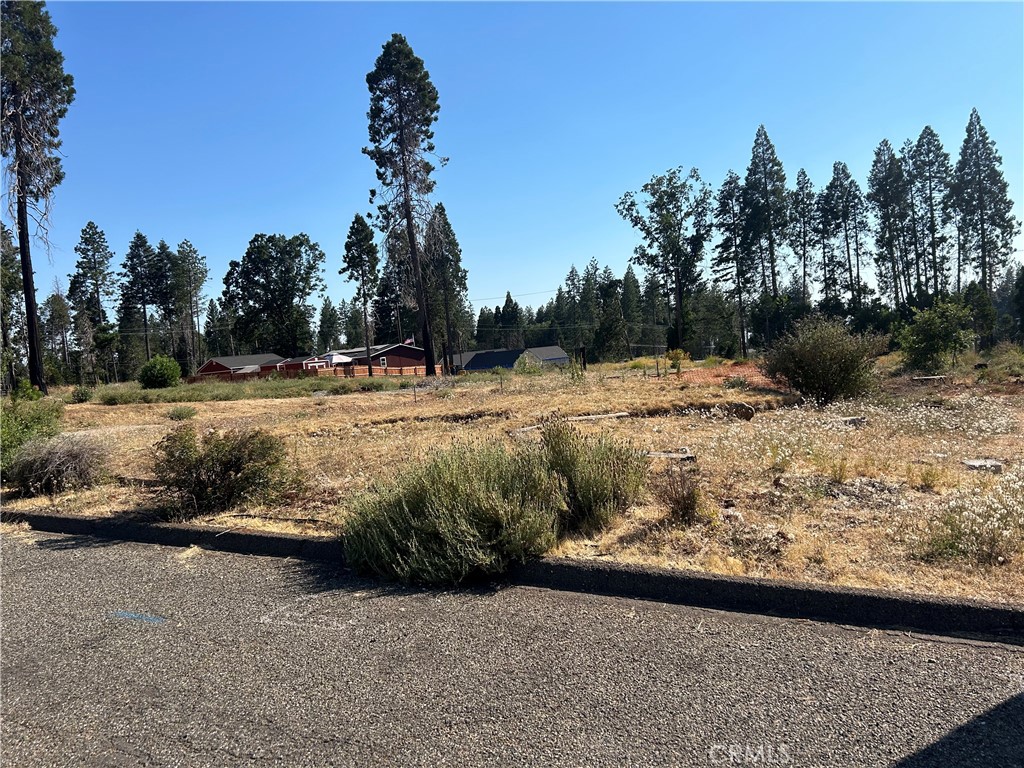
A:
[1,530,1022,768]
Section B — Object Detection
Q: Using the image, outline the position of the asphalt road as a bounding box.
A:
[2,530,1022,768]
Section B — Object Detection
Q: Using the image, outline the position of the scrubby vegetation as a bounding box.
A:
[541,420,648,533]
[760,316,880,404]
[138,354,182,389]
[0,398,64,473]
[344,421,648,584]
[166,405,197,421]
[919,467,1024,566]
[154,425,294,517]
[8,434,108,496]
[92,375,406,405]
[653,464,706,526]
[344,444,561,584]
[897,300,974,373]
[70,385,93,404]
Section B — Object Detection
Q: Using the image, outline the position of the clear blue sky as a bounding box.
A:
[18,1,1024,315]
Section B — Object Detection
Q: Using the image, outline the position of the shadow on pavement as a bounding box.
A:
[894,692,1024,768]
[281,557,511,603]
[33,534,126,551]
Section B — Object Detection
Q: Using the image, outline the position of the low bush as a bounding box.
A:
[138,355,182,389]
[541,420,648,534]
[70,385,94,404]
[154,425,293,517]
[760,316,880,404]
[723,375,748,390]
[0,397,64,473]
[344,423,649,584]
[654,465,705,525]
[166,405,197,421]
[7,434,108,496]
[513,352,543,375]
[918,468,1024,565]
[344,444,560,585]
[897,300,973,373]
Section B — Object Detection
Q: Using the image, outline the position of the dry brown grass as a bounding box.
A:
[6,365,1023,604]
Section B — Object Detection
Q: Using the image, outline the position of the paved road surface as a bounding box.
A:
[2,530,1022,767]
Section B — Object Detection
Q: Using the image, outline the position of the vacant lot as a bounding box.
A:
[4,361,1022,604]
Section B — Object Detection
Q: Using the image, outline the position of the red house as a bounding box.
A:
[196,354,285,377]
[329,343,426,369]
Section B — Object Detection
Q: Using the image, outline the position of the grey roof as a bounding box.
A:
[202,354,284,370]
[280,354,323,365]
[331,343,422,358]
[527,345,570,362]
[457,346,569,370]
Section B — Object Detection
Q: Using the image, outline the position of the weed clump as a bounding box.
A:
[760,316,880,404]
[653,465,705,526]
[154,425,293,517]
[344,444,560,584]
[8,434,108,495]
[918,468,1024,565]
[166,405,197,421]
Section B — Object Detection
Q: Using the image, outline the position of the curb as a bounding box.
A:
[5,510,1022,645]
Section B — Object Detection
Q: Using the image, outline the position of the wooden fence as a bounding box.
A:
[186,365,430,385]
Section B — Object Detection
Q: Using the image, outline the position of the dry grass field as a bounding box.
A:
[4,359,1022,605]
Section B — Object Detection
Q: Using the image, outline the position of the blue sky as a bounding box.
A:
[16,1,1024,315]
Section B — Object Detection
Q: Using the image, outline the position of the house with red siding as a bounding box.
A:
[196,354,285,376]
[327,343,426,370]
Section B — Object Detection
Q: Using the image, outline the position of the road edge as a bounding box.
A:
[5,509,1022,644]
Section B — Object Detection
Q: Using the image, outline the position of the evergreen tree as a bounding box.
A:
[475,306,495,349]
[912,126,953,294]
[593,273,626,361]
[68,222,115,328]
[499,292,524,348]
[639,269,668,355]
[119,232,159,360]
[1,223,26,390]
[713,170,754,356]
[1,0,76,393]
[317,297,342,353]
[340,214,380,373]
[821,162,869,308]
[364,33,444,376]
[424,203,468,372]
[787,169,817,303]
[742,125,788,299]
[173,240,208,373]
[867,140,911,309]
[949,108,1021,295]
[620,265,642,359]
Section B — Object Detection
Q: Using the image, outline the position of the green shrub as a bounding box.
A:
[8,434,108,496]
[1,398,64,473]
[541,420,648,534]
[897,300,973,373]
[760,316,880,404]
[154,425,292,517]
[166,405,197,421]
[10,379,42,401]
[138,355,182,389]
[344,444,560,585]
[70,385,94,404]
[723,375,748,390]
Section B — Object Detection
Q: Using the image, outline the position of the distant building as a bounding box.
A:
[326,343,426,370]
[196,354,285,377]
